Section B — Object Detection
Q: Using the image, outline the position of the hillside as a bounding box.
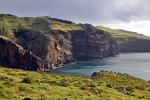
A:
[0,66,150,100]
[0,14,83,39]
[97,26,150,52]
[0,14,118,70]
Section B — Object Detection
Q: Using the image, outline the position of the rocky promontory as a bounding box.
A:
[2,14,150,70]
[0,14,119,70]
[14,24,118,69]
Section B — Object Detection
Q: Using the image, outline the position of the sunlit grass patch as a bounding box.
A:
[0,66,150,100]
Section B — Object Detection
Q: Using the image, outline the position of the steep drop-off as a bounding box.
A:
[14,25,118,69]
[0,14,118,69]
[97,26,150,52]
[0,36,44,71]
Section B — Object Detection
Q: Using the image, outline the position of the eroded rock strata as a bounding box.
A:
[14,25,118,69]
[0,14,119,70]
[97,26,150,53]
[119,39,150,52]
[0,36,44,71]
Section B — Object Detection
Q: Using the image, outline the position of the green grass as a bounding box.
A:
[0,14,83,39]
[47,19,83,31]
[0,66,150,100]
[97,26,150,44]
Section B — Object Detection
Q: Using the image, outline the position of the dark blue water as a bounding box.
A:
[49,53,150,80]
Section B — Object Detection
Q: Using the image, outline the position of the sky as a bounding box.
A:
[0,0,150,36]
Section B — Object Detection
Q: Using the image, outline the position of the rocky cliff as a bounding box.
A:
[0,36,44,71]
[0,14,119,70]
[14,24,118,69]
[119,38,150,52]
[71,25,118,60]
[97,26,150,53]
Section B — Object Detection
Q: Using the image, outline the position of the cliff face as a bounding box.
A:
[14,29,74,68]
[0,36,44,71]
[0,14,119,70]
[14,25,118,69]
[97,26,150,53]
[119,39,150,52]
[72,25,118,60]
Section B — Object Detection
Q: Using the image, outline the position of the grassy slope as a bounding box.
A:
[97,26,150,44]
[0,66,150,100]
[0,14,83,39]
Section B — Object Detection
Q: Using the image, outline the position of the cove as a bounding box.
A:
[49,53,150,80]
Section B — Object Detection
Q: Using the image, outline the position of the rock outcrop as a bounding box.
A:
[14,24,118,69]
[0,36,44,71]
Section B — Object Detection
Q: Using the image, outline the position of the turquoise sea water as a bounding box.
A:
[49,53,150,80]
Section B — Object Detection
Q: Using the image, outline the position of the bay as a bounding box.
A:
[49,53,150,80]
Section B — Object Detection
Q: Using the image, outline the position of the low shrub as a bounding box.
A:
[19,85,34,93]
[80,86,88,90]
[0,91,6,97]
[0,76,8,81]
[3,78,16,87]
[89,88,101,94]
[135,86,145,90]
[19,86,27,91]
[89,83,96,87]
[126,86,134,92]
[22,76,35,84]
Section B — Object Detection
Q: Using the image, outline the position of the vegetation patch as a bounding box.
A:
[97,26,150,44]
[0,14,83,40]
[0,66,150,100]
[22,76,35,84]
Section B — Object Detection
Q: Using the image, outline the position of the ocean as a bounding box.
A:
[49,53,150,80]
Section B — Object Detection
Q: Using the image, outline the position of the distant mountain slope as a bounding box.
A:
[97,26,150,52]
[0,14,118,69]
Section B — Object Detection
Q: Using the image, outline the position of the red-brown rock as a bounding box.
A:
[0,36,44,71]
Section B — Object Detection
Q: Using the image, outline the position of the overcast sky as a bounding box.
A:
[1,0,150,36]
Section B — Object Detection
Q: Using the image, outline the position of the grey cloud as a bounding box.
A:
[0,0,150,25]
[113,0,150,22]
